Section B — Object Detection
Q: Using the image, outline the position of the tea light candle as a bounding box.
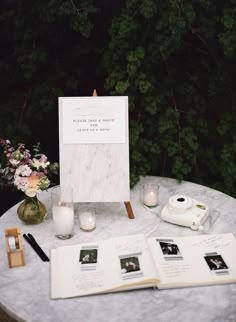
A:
[52,206,74,236]
[143,183,159,207]
[78,206,96,231]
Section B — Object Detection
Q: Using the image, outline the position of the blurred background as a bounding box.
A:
[1,0,236,215]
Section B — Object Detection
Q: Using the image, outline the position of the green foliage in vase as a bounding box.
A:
[103,0,236,197]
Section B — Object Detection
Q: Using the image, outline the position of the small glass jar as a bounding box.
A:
[142,183,159,207]
[78,204,96,231]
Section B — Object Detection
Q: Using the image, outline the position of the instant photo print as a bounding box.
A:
[79,245,98,271]
[204,252,229,275]
[119,252,143,280]
[156,238,183,260]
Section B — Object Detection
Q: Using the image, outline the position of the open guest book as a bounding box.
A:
[51,233,236,298]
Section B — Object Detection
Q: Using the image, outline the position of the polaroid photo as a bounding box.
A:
[119,252,144,280]
[79,245,98,271]
[204,252,229,275]
[156,238,183,261]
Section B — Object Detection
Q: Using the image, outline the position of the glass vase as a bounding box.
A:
[17,195,47,224]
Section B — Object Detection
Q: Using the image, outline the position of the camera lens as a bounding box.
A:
[177,197,185,202]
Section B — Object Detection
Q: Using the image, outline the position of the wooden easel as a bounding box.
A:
[92,89,135,219]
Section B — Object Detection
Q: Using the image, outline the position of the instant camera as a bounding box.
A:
[161,195,209,230]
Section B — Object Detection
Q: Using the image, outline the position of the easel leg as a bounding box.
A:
[124,201,135,219]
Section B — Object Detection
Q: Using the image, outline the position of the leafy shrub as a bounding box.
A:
[0,0,235,198]
[103,0,236,196]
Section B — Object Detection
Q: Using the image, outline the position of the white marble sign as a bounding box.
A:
[61,97,126,144]
[59,96,130,202]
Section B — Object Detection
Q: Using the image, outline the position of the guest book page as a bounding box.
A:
[51,233,236,299]
[147,233,236,288]
[51,234,159,299]
[59,96,130,202]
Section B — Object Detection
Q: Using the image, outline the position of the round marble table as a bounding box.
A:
[0,176,236,322]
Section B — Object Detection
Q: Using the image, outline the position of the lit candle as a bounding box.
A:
[78,205,96,231]
[143,183,159,207]
[52,206,74,236]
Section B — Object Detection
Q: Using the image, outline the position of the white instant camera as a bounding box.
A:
[161,195,209,230]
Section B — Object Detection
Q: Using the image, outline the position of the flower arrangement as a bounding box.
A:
[0,139,59,197]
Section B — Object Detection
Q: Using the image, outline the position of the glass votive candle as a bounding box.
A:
[51,186,74,239]
[142,183,159,207]
[78,205,96,232]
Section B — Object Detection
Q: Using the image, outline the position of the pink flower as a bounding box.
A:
[40,154,48,162]
[18,143,25,150]
[32,171,44,177]
[14,176,28,192]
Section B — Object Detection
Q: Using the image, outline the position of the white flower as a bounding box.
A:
[15,164,32,177]
[32,158,49,170]
[9,159,20,166]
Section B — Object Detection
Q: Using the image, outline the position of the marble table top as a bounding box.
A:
[0,176,236,322]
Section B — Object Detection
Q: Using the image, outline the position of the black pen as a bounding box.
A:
[23,234,49,262]
[27,233,50,262]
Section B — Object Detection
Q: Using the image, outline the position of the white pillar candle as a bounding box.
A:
[52,206,74,236]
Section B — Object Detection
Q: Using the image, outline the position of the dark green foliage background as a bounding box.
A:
[1,0,236,198]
